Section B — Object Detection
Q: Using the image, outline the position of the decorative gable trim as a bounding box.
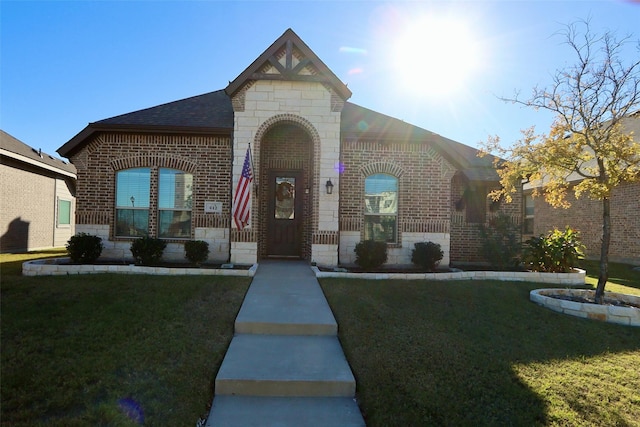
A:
[225,28,351,101]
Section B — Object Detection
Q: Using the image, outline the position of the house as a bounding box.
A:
[58,29,514,266]
[1,130,76,253]
[522,112,640,265]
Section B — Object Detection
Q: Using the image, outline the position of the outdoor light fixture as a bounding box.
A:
[130,196,135,207]
[325,179,334,195]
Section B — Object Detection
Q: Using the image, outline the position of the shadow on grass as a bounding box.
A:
[579,260,640,291]
[1,268,251,426]
[320,279,640,426]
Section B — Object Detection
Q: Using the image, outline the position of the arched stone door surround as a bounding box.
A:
[254,114,320,260]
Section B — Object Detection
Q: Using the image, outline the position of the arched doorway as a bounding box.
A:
[258,123,314,259]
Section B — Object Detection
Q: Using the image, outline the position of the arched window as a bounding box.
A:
[158,168,193,238]
[116,168,151,237]
[364,173,398,243]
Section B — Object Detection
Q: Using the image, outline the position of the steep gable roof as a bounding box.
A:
[1,130,76,177]
[225,28,352,101]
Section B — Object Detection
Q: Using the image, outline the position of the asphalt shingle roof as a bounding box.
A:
[2,130,76,175]
[58,89,499,181]
[96,90,234,129]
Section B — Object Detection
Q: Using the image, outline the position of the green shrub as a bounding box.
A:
[130,237,167,266]
[523,227,585,273]
[184,240,209,265]
[478,213,522,271]
[411,241,444,271]
[66,233,103,264]
[354,240,388,270]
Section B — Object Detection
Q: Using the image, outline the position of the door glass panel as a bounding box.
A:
[275,177,295,219]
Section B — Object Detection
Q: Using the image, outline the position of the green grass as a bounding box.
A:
[1,251,250,426]
[320,265,640,426]
[578,259,640,296]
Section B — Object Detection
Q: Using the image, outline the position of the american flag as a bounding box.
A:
[232,147,253,230]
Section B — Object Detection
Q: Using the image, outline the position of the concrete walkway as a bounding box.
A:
[205,260,365,427]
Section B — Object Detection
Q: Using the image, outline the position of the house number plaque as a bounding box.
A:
[204,201,222,214]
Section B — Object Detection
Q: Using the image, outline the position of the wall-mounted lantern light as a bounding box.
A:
[325,179,334,195]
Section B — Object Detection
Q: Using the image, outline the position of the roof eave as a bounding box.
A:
[57,123,232,158]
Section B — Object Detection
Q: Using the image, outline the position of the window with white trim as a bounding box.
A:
[364,173,398,243]
[57,199,72,227]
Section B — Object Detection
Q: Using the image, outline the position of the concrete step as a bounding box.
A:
[234,271,337,335]
[215,334,356,397]
[205,396,365,427]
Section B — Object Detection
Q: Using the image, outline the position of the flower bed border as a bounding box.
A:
[22,258,257,277]
[530,288,640,326]
[312,266,586,285]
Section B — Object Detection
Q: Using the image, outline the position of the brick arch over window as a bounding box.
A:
[359,161,405,178]
[110,156,198,173]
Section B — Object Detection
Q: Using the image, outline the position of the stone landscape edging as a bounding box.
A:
[22,258,257,277]
[312,267,586,285]
[530,288,640,327]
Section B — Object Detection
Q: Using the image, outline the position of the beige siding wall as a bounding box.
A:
[1,161,57,251]
[53,178,75,247]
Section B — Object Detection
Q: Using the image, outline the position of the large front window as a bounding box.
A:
[116,168,150,237]
[158,168,193,238]
[364,173,398,243]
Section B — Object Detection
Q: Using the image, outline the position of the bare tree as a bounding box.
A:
[484,20,640,303]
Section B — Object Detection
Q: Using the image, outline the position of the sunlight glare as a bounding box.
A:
[393,16,482,97]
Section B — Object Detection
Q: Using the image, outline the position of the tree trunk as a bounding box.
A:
[595,197,611,304]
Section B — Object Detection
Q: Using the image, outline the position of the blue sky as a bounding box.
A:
[2,0,639,159]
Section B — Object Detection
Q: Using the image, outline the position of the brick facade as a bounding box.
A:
[69,132,232,261]
[448,172,522,265]
[530,181,640,264]
[339,138,456,265]
[60,29,511,267]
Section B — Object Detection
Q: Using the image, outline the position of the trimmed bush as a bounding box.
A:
[130,237,167,266]
[184,240,209,265]
[354,240,388,270]
[478,213,522,271]
[66,233,103,264]
[411,241,444,271]
[523,227,585,273]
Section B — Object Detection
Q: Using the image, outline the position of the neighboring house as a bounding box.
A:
[58,29,514,266]
[1,130,76,252]
[523,112,640,265]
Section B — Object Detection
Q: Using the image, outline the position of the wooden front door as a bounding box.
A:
[267,171,303,257]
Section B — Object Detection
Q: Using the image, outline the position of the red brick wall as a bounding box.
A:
[449,173,523,264]
[69,132,232,240]
[339,138,453,245]
[533,181,640,263]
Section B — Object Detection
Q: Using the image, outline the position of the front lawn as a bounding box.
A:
[1,251,250,426]
[320,269,640,426]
